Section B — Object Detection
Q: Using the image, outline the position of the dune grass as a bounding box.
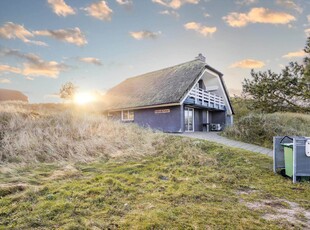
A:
[222,112,310,148]
[0,102,310,229]
[0,102,163,164]
[1,136,310,229]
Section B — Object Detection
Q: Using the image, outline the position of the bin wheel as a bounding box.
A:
[280,169,287,177]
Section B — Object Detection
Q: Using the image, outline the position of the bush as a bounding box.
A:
[222,112,310,148]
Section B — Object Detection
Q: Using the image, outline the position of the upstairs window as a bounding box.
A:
[122,110,134,121]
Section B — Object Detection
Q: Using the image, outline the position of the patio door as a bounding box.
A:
[184,107,194,132]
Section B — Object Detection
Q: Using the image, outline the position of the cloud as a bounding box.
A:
[79,57,102,66]
[0,78,11,84]
[47,0,76,16]
[44,93,60,98]
[34,27,87,46]
[204,13,211,17]
[0,22,47,46]
[159,10,180,18]
[129,30,162,40]
[116,0,133,8]
[84,1,113,21]
[282,50,306,58]
[235,0,258,5]
[0,48,67,78]
[0,64,21,74]
[275,0,302,14]
[230,59,265,68]
[223,7,296,27]
[152,0,199,9]
[184,22,217,36]
[305,28,310,36]
[22,60,65,78]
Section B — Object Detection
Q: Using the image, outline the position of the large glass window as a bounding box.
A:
[122,110,134,121]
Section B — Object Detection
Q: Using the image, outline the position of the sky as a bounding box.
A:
[0,0,309,103]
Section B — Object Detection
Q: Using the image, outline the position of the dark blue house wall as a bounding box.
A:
[134,105,182,133]
[194,109,203,131]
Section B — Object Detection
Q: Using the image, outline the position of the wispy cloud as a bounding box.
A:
[44,93,60,98]
[184,22,216,37]
[275,0,302,14]
[282,50,306,58]
[152,0,199,9]
[129,30,161,40]
[305,28,310,36]
[0,22,47,46]
[223,7,295,27]
[47,0,76,17]
[0,64,21,74]
[34,27,87,46]
[79,57,102,66]
[0,78,11,84]
[159,10,180,18]
[235,0,258,5]
[84,1,113,21]
[204,13,211,17]
[23,60,65,78]
[0,48,67,78]
[116,0,133,9]
[230,59,265,68]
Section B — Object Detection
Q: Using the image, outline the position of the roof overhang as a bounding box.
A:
[104,102,180,112]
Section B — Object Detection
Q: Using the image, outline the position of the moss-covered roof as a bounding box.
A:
[0,88,28,102]
[105,59,206,110]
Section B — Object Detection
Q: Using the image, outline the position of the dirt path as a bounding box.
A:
[176,132,273,157]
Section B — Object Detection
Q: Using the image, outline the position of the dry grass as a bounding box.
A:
[222,112,310,148]
[0,102,164,165]
[0,102,310,229]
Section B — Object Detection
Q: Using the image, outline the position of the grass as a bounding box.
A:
[1,137,310,229]
[0,101,162,164]
[222,112,310,149]
[0,102,310,229]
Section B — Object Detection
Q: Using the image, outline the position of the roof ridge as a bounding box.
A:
[124,59,205,81]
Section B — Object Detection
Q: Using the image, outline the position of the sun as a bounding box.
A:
[73,92,96,105]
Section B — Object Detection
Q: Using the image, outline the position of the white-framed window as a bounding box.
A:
[122,110,134,121]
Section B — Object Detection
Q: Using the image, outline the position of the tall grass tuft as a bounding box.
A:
[222,112,310,148]
[0,102,164,165]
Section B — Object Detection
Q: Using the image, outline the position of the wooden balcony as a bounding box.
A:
[185,87,225,110]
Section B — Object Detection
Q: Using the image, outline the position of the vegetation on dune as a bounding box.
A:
[242,36,310,113]
[224,37,310,147]
[222,112,310,148]
[0,103,309,229]
[1,136,310,229]
[0,102,162,164]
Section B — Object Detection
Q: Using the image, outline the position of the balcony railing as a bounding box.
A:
[187,88,225,110]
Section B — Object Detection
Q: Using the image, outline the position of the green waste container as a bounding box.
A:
[281,143,294,177]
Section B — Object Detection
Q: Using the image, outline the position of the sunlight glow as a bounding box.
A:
[74,92,96,105]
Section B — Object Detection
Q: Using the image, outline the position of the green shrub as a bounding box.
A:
[223,112,310,148]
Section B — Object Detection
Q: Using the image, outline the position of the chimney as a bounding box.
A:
[195,53,206,62]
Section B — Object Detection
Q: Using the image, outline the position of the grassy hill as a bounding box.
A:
[222,112,310,148]
[0,102,309,229]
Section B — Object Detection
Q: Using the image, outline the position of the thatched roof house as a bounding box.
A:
[104,54,234,133]
[0,88,28,102]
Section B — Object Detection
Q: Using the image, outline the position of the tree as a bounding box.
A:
[59,82,77,102]
[242,37,310,113]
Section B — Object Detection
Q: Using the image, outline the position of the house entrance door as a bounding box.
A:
[184,107,194,132]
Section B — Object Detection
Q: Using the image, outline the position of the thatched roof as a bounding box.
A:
[0,88,28,102]
[105,59,206,110]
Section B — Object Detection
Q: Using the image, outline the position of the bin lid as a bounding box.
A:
[281,143,293,148]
